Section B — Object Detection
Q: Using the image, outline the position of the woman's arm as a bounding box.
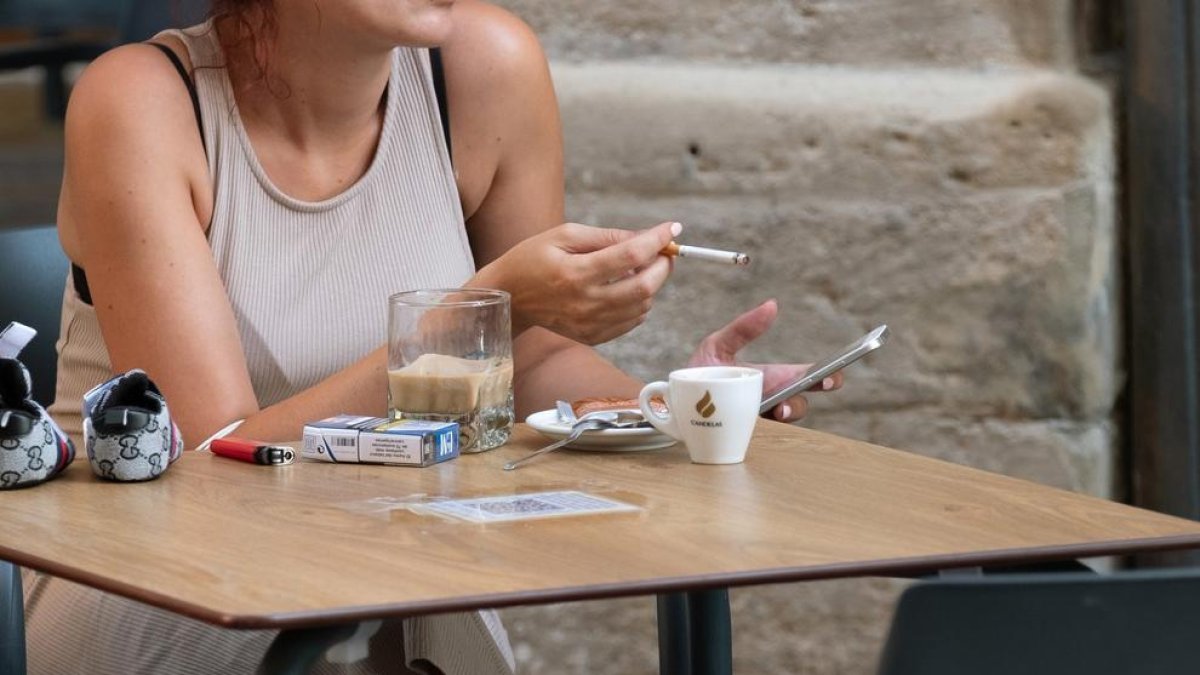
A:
[442,2,654,415]
[446,3,676,346]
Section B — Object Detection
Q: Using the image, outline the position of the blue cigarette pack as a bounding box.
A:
[302,414,459,466]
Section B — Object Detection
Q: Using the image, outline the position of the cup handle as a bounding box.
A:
[638,381,680,440]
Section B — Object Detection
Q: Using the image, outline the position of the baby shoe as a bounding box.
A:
[0,322,75,489]
[83,369,184,481]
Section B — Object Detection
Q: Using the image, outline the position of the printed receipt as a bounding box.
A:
[417,490,639,523]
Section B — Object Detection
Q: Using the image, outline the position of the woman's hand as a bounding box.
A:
[472,221,680,345]
[687,300,844,422]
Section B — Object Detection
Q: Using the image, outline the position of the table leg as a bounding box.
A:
[657,593,691,674]
[1,562,26,675]
[257,623,359,675]
[687,588,732,675]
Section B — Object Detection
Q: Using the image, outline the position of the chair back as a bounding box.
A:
[877,570,1200,675]
[0,224,69,405]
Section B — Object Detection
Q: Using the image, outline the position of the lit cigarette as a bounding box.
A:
[662,242,750,266]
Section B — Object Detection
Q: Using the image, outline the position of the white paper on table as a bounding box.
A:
[415,490,640,523]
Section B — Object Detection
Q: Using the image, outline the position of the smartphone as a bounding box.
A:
[758,324,889,414]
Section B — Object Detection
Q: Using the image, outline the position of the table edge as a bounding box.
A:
[8,533,1200,629]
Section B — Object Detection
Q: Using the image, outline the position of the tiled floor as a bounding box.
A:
[0,78,65,228]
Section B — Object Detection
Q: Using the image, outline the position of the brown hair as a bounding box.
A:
[208,0,280,91]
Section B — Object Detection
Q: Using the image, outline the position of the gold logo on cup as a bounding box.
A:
[695,391,716,419]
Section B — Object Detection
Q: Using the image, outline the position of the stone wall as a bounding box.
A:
[506,0,1075,68]
[492,1,1116,673]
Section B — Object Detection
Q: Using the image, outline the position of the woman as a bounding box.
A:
[27,1,837,672]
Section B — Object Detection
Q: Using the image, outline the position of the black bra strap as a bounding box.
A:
[430,47,452,164]
[71,264,92,306]
[148,42,206,155]
[72,43,207,307]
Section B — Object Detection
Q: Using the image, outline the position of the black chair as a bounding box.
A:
[0,224,70,406]
[877,569,1200,675]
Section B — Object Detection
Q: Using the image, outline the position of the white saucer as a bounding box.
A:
[525,409,679,452]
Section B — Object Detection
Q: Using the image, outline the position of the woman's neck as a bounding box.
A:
[219,10,392,154]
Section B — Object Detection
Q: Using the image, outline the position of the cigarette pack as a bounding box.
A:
[302,415,459,467]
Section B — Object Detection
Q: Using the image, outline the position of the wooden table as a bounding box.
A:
[4,421,1200,673]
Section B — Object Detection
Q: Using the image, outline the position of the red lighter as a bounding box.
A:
[210,437,295,465]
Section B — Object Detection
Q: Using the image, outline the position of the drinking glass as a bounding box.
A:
[387,289,513,452]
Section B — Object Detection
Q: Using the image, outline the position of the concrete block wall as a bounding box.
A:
[492,1,1116,672]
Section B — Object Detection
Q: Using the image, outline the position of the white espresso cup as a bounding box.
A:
[637,366,763,464]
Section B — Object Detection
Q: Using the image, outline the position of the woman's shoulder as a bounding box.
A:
[442,1,549,92]
[66,43,204,152]
[436,2,559,218]
[71,43,194,111]
[59,44,212,256]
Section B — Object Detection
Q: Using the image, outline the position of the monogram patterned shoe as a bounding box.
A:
[0,322,75,489]
[83,369,184,482]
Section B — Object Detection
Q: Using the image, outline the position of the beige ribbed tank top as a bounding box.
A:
[50,22,476,443]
